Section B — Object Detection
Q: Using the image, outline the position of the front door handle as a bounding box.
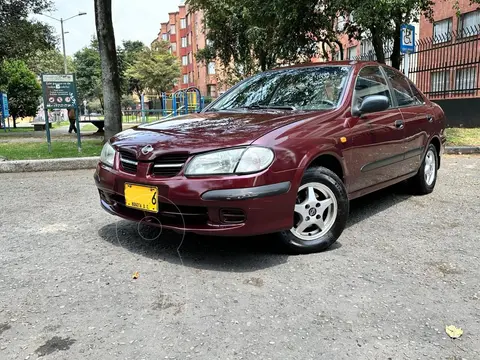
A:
[426,114,434,123]
[394,120,404,129]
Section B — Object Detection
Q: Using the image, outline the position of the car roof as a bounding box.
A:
[271,60,387,71]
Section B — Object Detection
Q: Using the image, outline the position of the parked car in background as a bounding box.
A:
[95,61,446,254]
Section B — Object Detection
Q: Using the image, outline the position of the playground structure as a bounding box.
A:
[134,87,206,122]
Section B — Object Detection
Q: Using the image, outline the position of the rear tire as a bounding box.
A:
[409,144,438,195]
[277,167,349,254]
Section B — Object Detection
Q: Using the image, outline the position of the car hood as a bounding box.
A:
[110,111,322,159]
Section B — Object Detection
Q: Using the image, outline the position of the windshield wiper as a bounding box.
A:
[242,104,297,111]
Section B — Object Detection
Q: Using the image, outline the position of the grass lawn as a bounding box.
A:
[0,140,103,160]
[446,128,480,146]
[0,127,34,133]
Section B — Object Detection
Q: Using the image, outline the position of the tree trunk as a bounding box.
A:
[94,0,122,142]
[390,19,402,70]
[371,27,386,64]
[12,116,17,128]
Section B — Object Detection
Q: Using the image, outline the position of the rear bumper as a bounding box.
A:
[94,163,297,236]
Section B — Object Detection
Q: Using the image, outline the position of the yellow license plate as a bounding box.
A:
[124,183,159,213]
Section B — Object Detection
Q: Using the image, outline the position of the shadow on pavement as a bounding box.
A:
[98,222,290,272]
[347,181,412,228]
[98,181,411,272]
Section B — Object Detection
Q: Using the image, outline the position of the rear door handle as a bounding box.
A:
[394,120,404,129]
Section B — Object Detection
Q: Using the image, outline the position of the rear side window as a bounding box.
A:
[409,82,426,104]
[353,66,393,108]
[383,67,423,107]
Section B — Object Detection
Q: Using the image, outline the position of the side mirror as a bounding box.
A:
[352,95,389,117]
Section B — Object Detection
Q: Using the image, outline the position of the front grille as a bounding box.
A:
[119,150,138,174]
[152,153,189,177]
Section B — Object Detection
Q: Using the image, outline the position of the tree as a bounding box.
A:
[341,0,434,69]
[117,40,145,98]
[74,39,103,108]
[188,0,337,75]
[126,42,180,96]
[94,0,123,141]
[0,0,56,62]
[188,0,436,71]
[27,49,75,76]
[0,60,42,128]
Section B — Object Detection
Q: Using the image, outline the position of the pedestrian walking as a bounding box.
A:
[68,107,77,134]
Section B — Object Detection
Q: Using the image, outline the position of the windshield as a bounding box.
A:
[209,66,351,112]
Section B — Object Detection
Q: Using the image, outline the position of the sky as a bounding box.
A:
[31,0,183,56]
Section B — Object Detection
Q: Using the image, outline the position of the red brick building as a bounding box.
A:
[156,4,219,98]
[416,1,480,99]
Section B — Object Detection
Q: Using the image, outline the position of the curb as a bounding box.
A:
[0,157,99,173]
[445,146,480,155]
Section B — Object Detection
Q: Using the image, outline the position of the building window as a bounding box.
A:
[208,62,216,75]
[188,52,193,64]
[162,34,168,41]
[430,71,450,93]
[333,51,342,61]
[171,43,177,52]
[180,18,186,29]
[455,67,476,92]
[360,40,374,59]
[181,37,187,48]
[336,15,345,31]
[182,56,188,66]
[206,39,214,47]
[170,24,176,35]
[347,46,357,60]
[207,85,217,98]
[458,11,480,38]
[186,14,190,26]
[183,74,189,84]
[433,18,452,43]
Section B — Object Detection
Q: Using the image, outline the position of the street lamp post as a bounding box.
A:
[42,12,87,74]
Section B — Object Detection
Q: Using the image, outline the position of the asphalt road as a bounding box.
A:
[1,155,479,359]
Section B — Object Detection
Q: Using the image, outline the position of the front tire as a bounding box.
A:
[277,167,349,254]
[409,144,438,195]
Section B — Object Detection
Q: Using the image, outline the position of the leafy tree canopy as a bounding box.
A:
[0,60,42,127]
[0,0,57,61]
[26,49,75,76]
[126,41,180,96]
[188,0,436,72]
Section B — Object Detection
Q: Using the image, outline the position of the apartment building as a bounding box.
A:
[156,4,219,98]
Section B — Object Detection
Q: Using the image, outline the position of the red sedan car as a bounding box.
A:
[95,61,446,254]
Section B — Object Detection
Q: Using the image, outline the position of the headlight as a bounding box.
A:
[100,142,116,167]
[185,147,274,176]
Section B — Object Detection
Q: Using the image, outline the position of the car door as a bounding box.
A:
[382,67,431,175]
[347,65,406,193]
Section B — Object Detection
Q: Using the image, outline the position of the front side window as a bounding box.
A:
[383,67,422,107]
[353,66,392,108]
[433,18,452,43]
[211,66,350,111]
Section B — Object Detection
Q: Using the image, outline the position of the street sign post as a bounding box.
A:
[0,93,9,132]
[41,74,81,153]
[400,24,416,79]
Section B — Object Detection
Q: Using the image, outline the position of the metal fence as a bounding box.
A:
[352,26,480,99]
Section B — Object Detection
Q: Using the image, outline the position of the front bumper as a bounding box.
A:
[94,163,298,236]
